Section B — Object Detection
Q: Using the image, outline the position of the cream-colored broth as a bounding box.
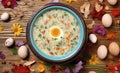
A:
[33,9,80,57]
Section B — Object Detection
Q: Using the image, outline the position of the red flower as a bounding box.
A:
[112,9,120,17]
[2,0,18,9]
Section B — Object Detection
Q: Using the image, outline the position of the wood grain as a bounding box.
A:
[0,0,120,73]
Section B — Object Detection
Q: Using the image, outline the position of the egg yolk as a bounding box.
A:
[50,27,60,37]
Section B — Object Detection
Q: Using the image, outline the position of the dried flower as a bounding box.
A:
[1,0,18,9]
[38,63,45,72]
[106,61,120,73]
[64,67,70,73]
[24,60,36,66]
[11,23,23,37]
[112,9,120,17]
[106,32,116,39]
[73,61,83,73]
[0,24,3,32]
[93,25,106,36]
[114,19,120,25]
[50,65,56,73]
[91,3,106,20]
[12,64,30,73]
[66,0,77,3]
[49,0,59,2]
[80,2,90,18]
[0,52,6,59]
[87,21,95,29]
[89,54,99,65]
[16,41,25,47]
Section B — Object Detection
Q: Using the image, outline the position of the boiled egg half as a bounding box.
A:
[49,26,63,40]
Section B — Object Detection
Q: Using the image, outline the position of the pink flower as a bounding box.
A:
[49,0,59,2]
[2,0,18,9]
[73,61,83,73]
[93,25,106,36]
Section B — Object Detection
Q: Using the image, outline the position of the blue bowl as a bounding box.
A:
[26,3,87,64]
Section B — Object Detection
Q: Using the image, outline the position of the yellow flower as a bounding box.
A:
[66,0,77,3]
[38,63,45,72]
[89,54,99,65]
[0,24,3,32]
[11,23,23,37]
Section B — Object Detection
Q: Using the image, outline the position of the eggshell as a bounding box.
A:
[109,42,120,56]
[5,38,15,47]
[18,46,28,59]
[99,0,103,2]
[102,14,112,28]
[0,12,10,21]
[88,71,96,73]
[97,45,108,60]
[89,34,97,43]
[107,0,117,5]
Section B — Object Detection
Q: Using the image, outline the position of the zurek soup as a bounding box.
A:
[33,9,80,57]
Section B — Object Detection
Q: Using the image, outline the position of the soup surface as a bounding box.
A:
[33,9,80,57]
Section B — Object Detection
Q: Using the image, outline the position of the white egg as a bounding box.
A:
[102,14,112,28]
[18,46,28,59]
[88,71,96,73]
[5,38,15,47]
[1,12,10,21]
[99,0,103,2]
[107,0,117,5]
[97,45,108,60]
[89,34,97,43]
[108,42,120,56]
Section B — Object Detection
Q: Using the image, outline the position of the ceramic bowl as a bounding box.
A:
[26,3,87,64]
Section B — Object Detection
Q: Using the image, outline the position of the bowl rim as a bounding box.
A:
[26,2,87,64]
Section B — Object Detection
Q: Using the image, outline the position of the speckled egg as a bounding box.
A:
[89,34,97,43]
[102,14,112,28]
[0,12,10,21]
[107,0,117,5]
[18,46,28,59]
[109,42,120,56]
[97,45,108,60]
[5,38,15,47]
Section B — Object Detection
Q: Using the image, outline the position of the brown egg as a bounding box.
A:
[109,42,120,56]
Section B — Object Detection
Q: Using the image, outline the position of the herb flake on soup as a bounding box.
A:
[33,9,80,57]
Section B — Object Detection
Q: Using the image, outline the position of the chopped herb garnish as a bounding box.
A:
[47,47,51,51]
[43,36,45,39]
[58,41,62,46]
[62,15,64,18]
[45,26,47,29]
[64,12,68,16]
[71,22,74,25]
[71,43,74,45]
[35,40,38,42]
[38,34,42,38]
[73,28,76,31]
[53,38,57,40]
[53,14,57,18]
[55,52,57,55]
[41,25,44,28]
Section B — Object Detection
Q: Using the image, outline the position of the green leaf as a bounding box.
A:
[12,48,17,55]
[98,69,104,73]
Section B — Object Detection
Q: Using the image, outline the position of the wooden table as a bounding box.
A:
[0,0,120,73]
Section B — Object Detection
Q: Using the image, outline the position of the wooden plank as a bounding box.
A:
[0,0,120,73]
